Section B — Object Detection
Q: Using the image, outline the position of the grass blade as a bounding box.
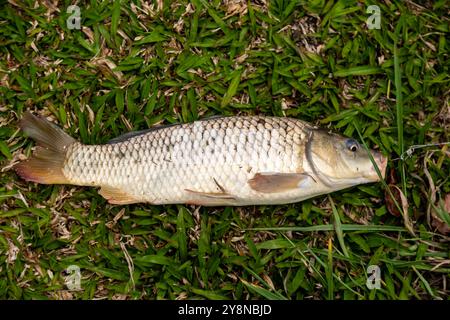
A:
[329,195,349,258]
[221,69,242,108]
[249,224,406,232]
[333,66,382,77]
[191,288,229,300]
[240,279,288,300]
[394,45,407,196]
[111,0,121,41]
[327,238,334,300]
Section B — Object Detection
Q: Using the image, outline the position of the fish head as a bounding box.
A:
[306,130,387,187]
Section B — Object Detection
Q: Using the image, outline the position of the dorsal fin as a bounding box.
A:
[197,115,225,121]
[107,129,153,144]
[107,123,178,144]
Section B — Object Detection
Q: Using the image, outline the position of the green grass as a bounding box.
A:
[0,0,449,300]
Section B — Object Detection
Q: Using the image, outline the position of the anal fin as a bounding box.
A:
[99,186,139,205]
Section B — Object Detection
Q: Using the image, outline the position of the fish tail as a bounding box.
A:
[14,111,76,184]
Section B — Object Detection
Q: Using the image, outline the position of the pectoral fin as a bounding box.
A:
[248,172,310,193]
[99,186,139,205]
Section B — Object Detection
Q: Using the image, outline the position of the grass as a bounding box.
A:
[0,0,449,300]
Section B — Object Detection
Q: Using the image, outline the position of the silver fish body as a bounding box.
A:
[15,114,387,206]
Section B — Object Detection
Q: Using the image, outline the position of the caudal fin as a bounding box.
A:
[14,112,76,184]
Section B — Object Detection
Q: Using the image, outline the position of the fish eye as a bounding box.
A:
[345,139,359,152]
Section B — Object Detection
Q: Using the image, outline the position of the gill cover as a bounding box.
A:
[305,129,386,188]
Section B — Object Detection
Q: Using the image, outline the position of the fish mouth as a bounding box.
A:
[368,151,387,181]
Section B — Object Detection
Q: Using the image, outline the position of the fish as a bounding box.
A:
[14,112,387,206]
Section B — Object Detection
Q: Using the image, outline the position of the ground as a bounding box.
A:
[0,0,449,300]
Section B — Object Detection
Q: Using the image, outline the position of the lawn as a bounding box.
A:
[0,0,449,300]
